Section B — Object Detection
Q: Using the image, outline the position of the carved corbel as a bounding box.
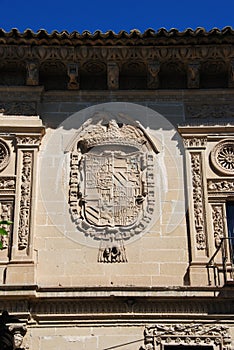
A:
[26,60,39,86]
[147,61,160,89]
[8,324,27,349]
[67,62,79,90]
[107,61,119,90]
[187,61,200,88]
[228,59,234,88]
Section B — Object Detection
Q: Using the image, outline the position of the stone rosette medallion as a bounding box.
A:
[0,139,10,172]
[68,116,159,262]
[210,139,234,176]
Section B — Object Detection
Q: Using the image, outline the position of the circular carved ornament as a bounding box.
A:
[210,139,234,175]
[0,139,10,172]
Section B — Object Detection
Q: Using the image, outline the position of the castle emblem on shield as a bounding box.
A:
[68,116,158,262]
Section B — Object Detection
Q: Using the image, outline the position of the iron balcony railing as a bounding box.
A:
[207,237,234,286]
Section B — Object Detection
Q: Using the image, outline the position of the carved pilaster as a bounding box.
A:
[147,61,160,89]
[187,61,200,88]
[211,205,225,248]
[0,201,13,252]
[191,153,207,252]
[228,59,234,88]
[18,151,33,251]
[107,61,119,90]
[26,60,39,86]
[67,62,79,90]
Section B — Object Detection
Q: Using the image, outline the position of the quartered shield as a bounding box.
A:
[83,151,144,227]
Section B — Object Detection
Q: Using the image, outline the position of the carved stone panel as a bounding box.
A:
[0,200,13,250]
[68,118,159,262]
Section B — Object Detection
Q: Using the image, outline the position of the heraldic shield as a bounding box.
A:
[68,116,159,263]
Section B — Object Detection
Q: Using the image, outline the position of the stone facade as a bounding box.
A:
[0,27,233,350]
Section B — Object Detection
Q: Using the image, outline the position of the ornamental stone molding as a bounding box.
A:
[143,324,232,350]
[210,139,234,176]
[0,139,10,172]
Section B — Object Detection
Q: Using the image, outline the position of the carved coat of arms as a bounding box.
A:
[68,117,158,262]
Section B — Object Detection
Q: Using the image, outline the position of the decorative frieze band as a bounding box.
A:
[18,152,33,250]
[144,324,232,350]
[183,137,207,148]
[208,179,234,192]
[0,176,16,192]
[0,45,233,62]
[16,135,42,146]
[191,153,207,251]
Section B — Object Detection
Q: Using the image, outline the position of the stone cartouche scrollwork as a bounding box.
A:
[212,205,225,247]
[143,324,231,350]
[0,139,10,172]
[16,135,41,146]
[68,116,158,262]
[210,139,234,176]
[18,152,33,250]
[191,153,207,250]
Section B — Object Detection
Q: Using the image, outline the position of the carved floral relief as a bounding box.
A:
[0,139,10,172]
[210,139,234,176]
